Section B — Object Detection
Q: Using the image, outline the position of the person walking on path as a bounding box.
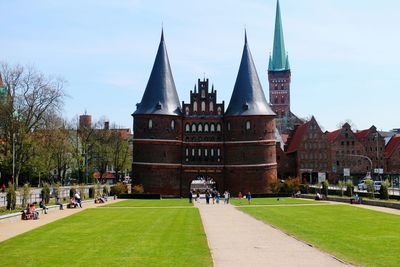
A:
[246,192,252,205]
[196,190,200,203]
[216,191,220,204]
[189,191,193,203]
[211,190,216,204]
[205,190,210,204]
[238,192,243,204]
[74,192,82,208]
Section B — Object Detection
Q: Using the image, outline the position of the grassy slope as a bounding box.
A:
[105,199,193,207]
[0,208,211,267]
[240,205,400,267]
[230,197,319,206]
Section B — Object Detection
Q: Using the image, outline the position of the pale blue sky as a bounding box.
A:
[1,0,399,132]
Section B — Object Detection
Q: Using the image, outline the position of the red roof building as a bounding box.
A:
[385,135,400,173]
[354,126,385,172]
[285,116,331,183]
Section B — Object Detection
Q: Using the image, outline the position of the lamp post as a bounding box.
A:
[347,154,373,178]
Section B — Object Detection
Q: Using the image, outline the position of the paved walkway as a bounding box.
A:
[196,201,351,267]
[0,199,122,242]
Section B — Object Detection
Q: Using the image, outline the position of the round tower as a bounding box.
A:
[132,30,183,196]
[224,33,277,194]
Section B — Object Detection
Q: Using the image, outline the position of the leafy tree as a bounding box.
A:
[41,183,50,204]
[345,180,354,197]
[338,180,346,197]
[322,180,329,197]
[21,183,31,207]
[379,180,390,200]
[365,179,375,198]
[269,180,282,194]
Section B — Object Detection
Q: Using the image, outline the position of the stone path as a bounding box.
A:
[196,201,351,267]
[0,199,122,242]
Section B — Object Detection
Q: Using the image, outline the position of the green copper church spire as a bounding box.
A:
[269,0,290,71]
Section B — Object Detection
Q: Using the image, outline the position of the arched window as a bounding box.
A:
[191,149,195,157]
[201,101,206,112]
[204,149,208,157]
[171,120,175,130]
[210,123,215,132]
[217,107,222,115]
[198,148,201,156]
[209,102,214,112]
[191,124,196,132]
[217,148,221,156]
[204,123,209,132]
[185,123,190,132]
[211,149,214,157]
[201,90,205,98]
[185,107,189,116]
[198,124,203,132]
[216,123,221,132]
[245,121,251,130]
[185,148,189,156]
[148,119,153,129]
[281,96,285,104]
[193,101,198,112]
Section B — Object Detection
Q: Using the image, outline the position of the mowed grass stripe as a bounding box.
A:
[0,208,212,267]
[105,199,193,207]
[230,197,319,206]
[240,205,400,267]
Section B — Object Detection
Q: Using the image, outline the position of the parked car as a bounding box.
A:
[357,180,382,191]
[357,180,367,190]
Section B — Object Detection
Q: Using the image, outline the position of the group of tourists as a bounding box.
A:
[189,189,252,205]
[22,202,40,220]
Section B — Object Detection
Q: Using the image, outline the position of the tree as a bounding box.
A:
[345,180,354,197]
[379,180,390,200]
[338,180,346,197]
[0,63,66,187]
[365,179,374,198]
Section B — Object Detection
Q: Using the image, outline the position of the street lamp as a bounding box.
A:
[12,133,15,189]
[347,154,373,178]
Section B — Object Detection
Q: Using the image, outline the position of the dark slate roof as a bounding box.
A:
[134,30,181,116]
[225,33,275,116]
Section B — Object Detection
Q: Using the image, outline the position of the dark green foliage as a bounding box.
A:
[365,179,375,198]
[322,180,329,197]
[282,177,301,195]
[69,187,76,198]
[41,183,50,204]
[110,183,128,196]
[6,182,16,210]
[89,187,95,198]
[379,180,390,200]
[345,180,353,197]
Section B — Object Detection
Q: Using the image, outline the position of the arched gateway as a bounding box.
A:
[132,31,277,197]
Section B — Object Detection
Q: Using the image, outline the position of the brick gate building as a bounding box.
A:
[132,31,277,196]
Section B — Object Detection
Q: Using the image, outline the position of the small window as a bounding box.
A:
[193,101,198,112]
[217,107,222,115]
[171,120,175,130]
[192,149,195,157]
[211,149,214,157]
[204,124,209,132]
[217,148,221,156]
[210,124,215,132]
[245,121,251,130]
[209,102,214,112]
[227,122,231,131]
[216,123,221,132]
[201,101,206,112]
[201,90,205,98]
[204,149,208,157]
[192,124,196,132]
[198,148,201,156]
[185,148,189,156]
[185,107,189,116]
[198,124,203,132]
[185,123,190,132]
[148,119,153,129]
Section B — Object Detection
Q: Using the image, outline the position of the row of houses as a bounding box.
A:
[276,116,400,184]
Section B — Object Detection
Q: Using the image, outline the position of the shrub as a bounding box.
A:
[89,187,95,198]
[69,187,77,198]
[132,184,144,194]
[300,183,310,194]
[6,182,16,210]
[345,180,354,197]
[41,183,51,204]
[103,184,110,195]
[322,180,329,197]
[365,179,374,198]
[338,180,346,197]
[21,183,31,207]
[110,183,128,196]
[379,180,390,200]
[283,177,301,195]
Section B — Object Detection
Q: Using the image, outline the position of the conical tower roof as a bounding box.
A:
[226,33,275,116]
[134,30,181,116]
[269,0,290,71]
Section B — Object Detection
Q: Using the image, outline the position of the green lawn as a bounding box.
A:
[0,208,211,267]
[240,205,400,267]
[105,199,193,207]
[230,197,319,206]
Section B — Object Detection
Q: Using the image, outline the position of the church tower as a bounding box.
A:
[225,33,277,193]
[268,0,295,134]
[132,30,183,196]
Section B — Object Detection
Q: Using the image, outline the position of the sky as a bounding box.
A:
[1,0,399,132]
